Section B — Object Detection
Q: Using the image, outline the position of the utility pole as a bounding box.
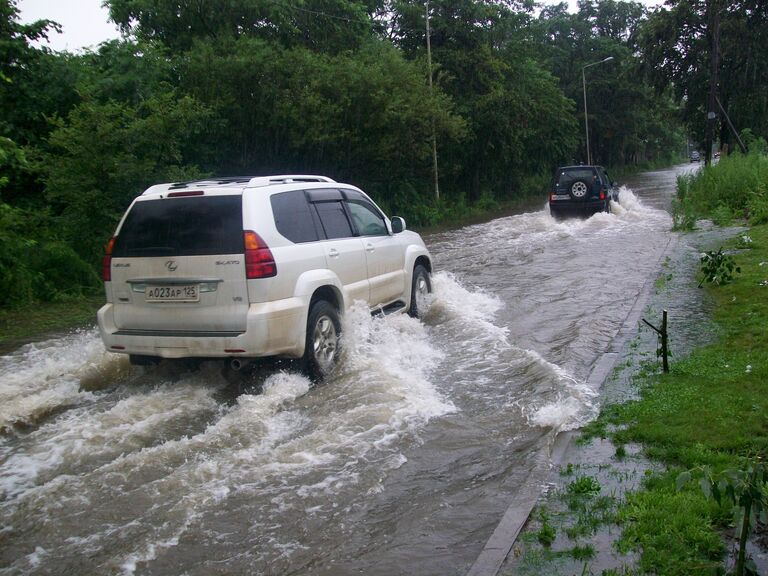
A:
[704,0,721,166]
[581,57,613,165]
[425,0,439,200]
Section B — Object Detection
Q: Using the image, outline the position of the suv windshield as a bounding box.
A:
[112,195,243,257]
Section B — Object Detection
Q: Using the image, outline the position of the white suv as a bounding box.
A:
[97,175,433,379]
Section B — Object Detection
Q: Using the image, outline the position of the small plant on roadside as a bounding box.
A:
[654,273,673,291]
[699,248,741,287]
[677,456,768,576]
[568,475,602,496]
[569,543,596,560]
[736,234,754,248]
[614,444,627,460]
[536,512,557,547]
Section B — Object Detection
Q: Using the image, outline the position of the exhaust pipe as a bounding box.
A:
[229,358,252,371]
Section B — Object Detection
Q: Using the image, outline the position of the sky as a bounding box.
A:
[18,0,120,52]
[18,0,664,53]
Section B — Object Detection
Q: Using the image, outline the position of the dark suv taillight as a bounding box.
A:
[102,237,116,281]
[244,231,277,278]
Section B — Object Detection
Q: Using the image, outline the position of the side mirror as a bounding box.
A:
[391,216,406,233]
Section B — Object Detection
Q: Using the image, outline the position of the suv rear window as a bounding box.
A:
[112,195,243,257]
[557,168,596,185]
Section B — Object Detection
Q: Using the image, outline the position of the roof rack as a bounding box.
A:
[141,175,336,196]
[167,176,253,190]
[245,175,336,188]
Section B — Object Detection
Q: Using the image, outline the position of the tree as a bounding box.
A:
[387,0,576,200]
[535,0,685,166]
[180,36,464,204]
[106,0,381,53]
[638,0,768,153]
[37,92,214,265]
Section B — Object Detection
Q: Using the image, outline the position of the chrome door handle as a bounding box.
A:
[328,248,340,258]
[365,243,375,253]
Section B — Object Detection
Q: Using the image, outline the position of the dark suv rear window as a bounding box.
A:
[112,195,243,257]
[557,168,596,186]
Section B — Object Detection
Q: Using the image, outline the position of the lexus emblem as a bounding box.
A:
[165,260,178,272]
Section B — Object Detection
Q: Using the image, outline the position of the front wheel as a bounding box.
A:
[408,264,432,318]
[302,300,341,381]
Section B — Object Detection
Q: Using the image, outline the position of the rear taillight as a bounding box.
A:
[102,237,116,281]
[599,190,606,200]
[244,231,277,279]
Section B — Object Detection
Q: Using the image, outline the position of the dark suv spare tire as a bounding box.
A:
[569,180,590,200]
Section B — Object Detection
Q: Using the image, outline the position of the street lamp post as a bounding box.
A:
[582,56,613,165]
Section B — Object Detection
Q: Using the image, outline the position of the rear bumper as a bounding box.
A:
[549,198,605,213]
[97,297,308,359]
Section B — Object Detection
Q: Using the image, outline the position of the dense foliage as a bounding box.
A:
[674,142,768,229]
[0,0,766,307]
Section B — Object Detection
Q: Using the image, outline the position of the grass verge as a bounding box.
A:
[0,296,104,350]
[588,223,768,574]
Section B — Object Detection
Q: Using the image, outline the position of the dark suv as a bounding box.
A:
[548,165,618,218]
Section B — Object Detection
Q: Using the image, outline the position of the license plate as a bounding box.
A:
[145,284,199,302]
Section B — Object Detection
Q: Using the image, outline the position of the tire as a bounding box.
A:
[550,206,563,220]
[302,300,341,381]
[408,264,432,318]
[569,180,590,200]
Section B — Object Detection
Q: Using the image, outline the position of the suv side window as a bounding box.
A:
[345,199,387,236]
[271,190,321,243]
[314,200,354,239]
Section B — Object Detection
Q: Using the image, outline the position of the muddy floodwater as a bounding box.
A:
[0,164,697,576]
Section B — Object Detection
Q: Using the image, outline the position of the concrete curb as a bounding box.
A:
[465,234,678,576]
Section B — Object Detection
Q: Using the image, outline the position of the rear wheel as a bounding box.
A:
[408,264,432,318]
[302,300,341,381]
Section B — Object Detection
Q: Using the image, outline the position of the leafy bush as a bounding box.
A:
[698,248,741,287]
[0,203,38,306]
[0,203,99,307]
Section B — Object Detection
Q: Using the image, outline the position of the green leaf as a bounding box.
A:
[676,471,692,492]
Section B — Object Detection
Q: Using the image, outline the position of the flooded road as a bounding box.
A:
[0,165,697,576]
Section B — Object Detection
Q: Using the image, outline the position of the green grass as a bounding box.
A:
[0,295,104,348]
[592,223,768,573]
[674,151,768,228]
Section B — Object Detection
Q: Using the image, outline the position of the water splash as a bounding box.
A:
[0,328,119,432]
